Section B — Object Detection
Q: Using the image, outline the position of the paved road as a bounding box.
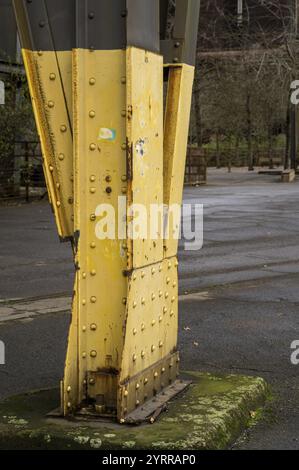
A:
[1,169,299,449]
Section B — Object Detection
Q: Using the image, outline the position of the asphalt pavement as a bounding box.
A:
[1,168,299,449]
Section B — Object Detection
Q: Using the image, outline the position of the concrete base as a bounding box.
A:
[281,170,296,183]
[0,372,269,450]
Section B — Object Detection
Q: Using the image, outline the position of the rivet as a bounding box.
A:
[56,201,61,208]
[89,378,95,385]
[121,110,127,117]
[106,187,112,194]
[90,350,97,358]
[169,362,173,368]
[67,402,71,409]
[68,197,73,205]
[151,345,156,352]
[90,188,96,194]
[67,386,71,393]
[82,326,87,332]
[90,175,96,182]
[48,100,54,108]
[141,271,145,279]
[168,262,172,270]
[159,291,163,298]
[173,281,177,288]
[121,77,126,84]
[163,307,168,314]
[159,341,163,348]
[56,183,60,189]
[159,316,162,323]
[165,292,169,299]
[90,324,97,331]
[90,296,97,303]
[58,153,65,161]
[151,320,156,326]
[171,296,176,303]
[121,143,127,151]
[136,383,140,390]
[151,268,156,275]
[105,175,112,183]
[141,323,145,331]
[151,293,156,301]
[122,298,127,305]
[89,77,96,85]
[37,51,43,56]
[91,269,96,276]
[133,301,137,309]
[89,110,96,118]
[90,214,96,222]
[133,328,137,336]
[82,299,86,306]
[82,272,87,279]
[60,125,67,133]
[154,372,158,378]
[177,357,180,363]
[170,310,174,317]
[159,265,162,272]
[144,378,148,385]
[90,242,96,249]
[166,277,170,284]
[82,352,87,359]
[175,260,179,267]
[136,400,140,406]
[49,165,54,172]
[162,367,166,374]
[49,73,56,81]
[88,11,95,19]
[124,390,129,397]
[141,351,145,358]
[120,419,125,424]
[90,143,96,151]
[121,175,127,182]
[133,273,137,281]
[141,298,145,305]
[122,187,127,194]
[133,354,137,362]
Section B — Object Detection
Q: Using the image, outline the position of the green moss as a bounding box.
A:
[0,372,269,450]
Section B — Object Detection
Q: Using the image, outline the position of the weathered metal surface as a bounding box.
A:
[164,64,195,257]
[12,1,196,423]
[160,0,200,66]
[13,0,75,52]
[13,0,74,239]
[76,0,159,52]
[0,0,18,62]
[62,48,128,415]
[126,47,164,269]
[124,379,191,424]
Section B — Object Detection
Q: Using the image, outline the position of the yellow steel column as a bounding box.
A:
[21,50,74,239]
[62,48,128,415]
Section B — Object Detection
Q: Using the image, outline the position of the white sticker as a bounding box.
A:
[98,128,116,142]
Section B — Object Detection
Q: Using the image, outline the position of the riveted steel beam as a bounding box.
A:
[160,0,200,66]
[12,0,75,240]
[75,0,159,52]
[0,0,18,62]
[12,0,197,423]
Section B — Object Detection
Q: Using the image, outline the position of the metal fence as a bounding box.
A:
[0,141,46,203]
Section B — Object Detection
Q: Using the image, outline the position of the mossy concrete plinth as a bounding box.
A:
[0,372,269,450]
